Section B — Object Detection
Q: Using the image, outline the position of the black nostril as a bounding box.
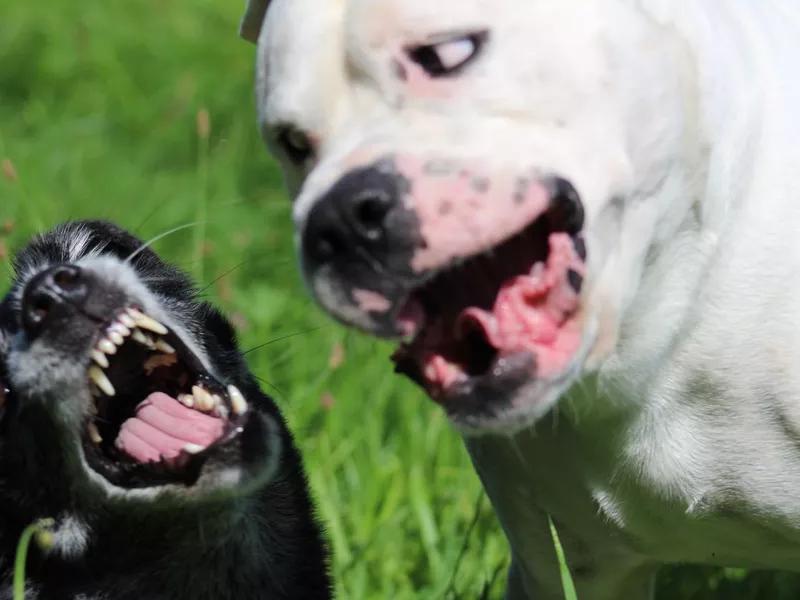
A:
[21,265,88,340]
[51,265,82,292]
[353,190,393,241]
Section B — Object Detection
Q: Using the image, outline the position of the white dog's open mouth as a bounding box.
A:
[391,194,586,403]
[82,307,249,488]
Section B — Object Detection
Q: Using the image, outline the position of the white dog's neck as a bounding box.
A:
[581,1,800,416]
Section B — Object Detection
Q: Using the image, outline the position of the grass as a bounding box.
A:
[2,1,800,598]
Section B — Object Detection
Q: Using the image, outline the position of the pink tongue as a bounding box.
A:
[115,392,225,463]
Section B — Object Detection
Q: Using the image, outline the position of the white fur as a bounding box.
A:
[244,0,800,598]
[50,515,91,559]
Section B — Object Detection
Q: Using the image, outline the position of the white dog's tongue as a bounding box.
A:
[115,392,224,463]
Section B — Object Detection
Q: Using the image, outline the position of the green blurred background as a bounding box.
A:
[1,1,798,598]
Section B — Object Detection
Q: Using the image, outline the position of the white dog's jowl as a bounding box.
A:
[242,1,800,598]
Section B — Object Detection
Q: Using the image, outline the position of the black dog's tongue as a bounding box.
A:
[114,393,224,463]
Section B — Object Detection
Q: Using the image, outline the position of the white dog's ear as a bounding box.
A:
[239,0,270,44]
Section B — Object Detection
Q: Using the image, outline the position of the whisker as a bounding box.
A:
[125,222,198,265]
[198,260,250,294]
[243,326,326,356]
[253,375,289,402]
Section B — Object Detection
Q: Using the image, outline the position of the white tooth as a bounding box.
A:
[132,329,155,349]
[228,385,248,415]
[91,350,109,369]
[183,443,206,454]
[215,405,229,420]
[87,423,103,444]
[192,385,214,411]
[154,339,175,354]
[108,330,124,346]
[97,338,117,355]
[210,393,223,408]
[127,308,168,335]
[118,313,136,329]
[88,366,115,396]
[178,393,195,408]
[110,322,131,337]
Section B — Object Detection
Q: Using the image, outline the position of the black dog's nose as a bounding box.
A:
[302,163,401,267]
[21,265,89,340]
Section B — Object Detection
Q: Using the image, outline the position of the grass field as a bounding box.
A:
[2,1,800,598]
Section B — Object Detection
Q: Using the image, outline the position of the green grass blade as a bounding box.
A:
[548,515,578,600]
[14,518,54,600]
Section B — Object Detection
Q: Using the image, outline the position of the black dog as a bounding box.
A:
[0,220,332,599]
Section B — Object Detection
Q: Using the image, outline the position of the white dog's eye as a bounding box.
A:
[407,31,488,77]
[277,126,313,165]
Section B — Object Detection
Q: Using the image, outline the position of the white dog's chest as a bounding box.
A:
[466,389,800,590]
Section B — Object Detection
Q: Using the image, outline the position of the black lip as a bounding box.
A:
[81,308,248,490]
[393,348,534,406]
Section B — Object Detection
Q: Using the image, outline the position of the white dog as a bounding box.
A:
[241,1,800,598]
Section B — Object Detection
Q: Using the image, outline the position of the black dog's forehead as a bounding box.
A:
[9,220,197,305]
[16,220,175,279]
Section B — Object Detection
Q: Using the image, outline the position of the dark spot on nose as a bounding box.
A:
[392,59,408,81]
[424,160,457,177]
[567,269,583,293]
[573,235,587,261]
[471,177,490,193]
[513,177,530,204]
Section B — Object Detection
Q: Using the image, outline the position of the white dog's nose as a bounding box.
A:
[301,160,419,276]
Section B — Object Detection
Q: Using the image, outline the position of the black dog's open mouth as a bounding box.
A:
[82,307,249,489]
[392,180,587,401]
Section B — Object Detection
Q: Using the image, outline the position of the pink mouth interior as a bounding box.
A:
[115,392,224,463]
[393,221,585,395]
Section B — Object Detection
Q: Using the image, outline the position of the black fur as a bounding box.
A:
[0,220,332,599]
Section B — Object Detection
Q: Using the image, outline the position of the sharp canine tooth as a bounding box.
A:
[192,385,214,411]
[98,338,117,355]
[87,423,103,444]
[127,308,168,335]
[88,366,115,396]
[108,330,124,346]
[178,393,195,408]
[228,385,248,415]
[118,313,136,328]
[155,339,175,354]
[183,443,206,454]
[91,350,109,369]
[132,329,155,348]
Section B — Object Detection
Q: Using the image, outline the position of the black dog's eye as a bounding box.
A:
[276,126,313,165]
[407,31,489,78]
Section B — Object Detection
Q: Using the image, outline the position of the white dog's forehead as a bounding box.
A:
[258,0,614,137]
